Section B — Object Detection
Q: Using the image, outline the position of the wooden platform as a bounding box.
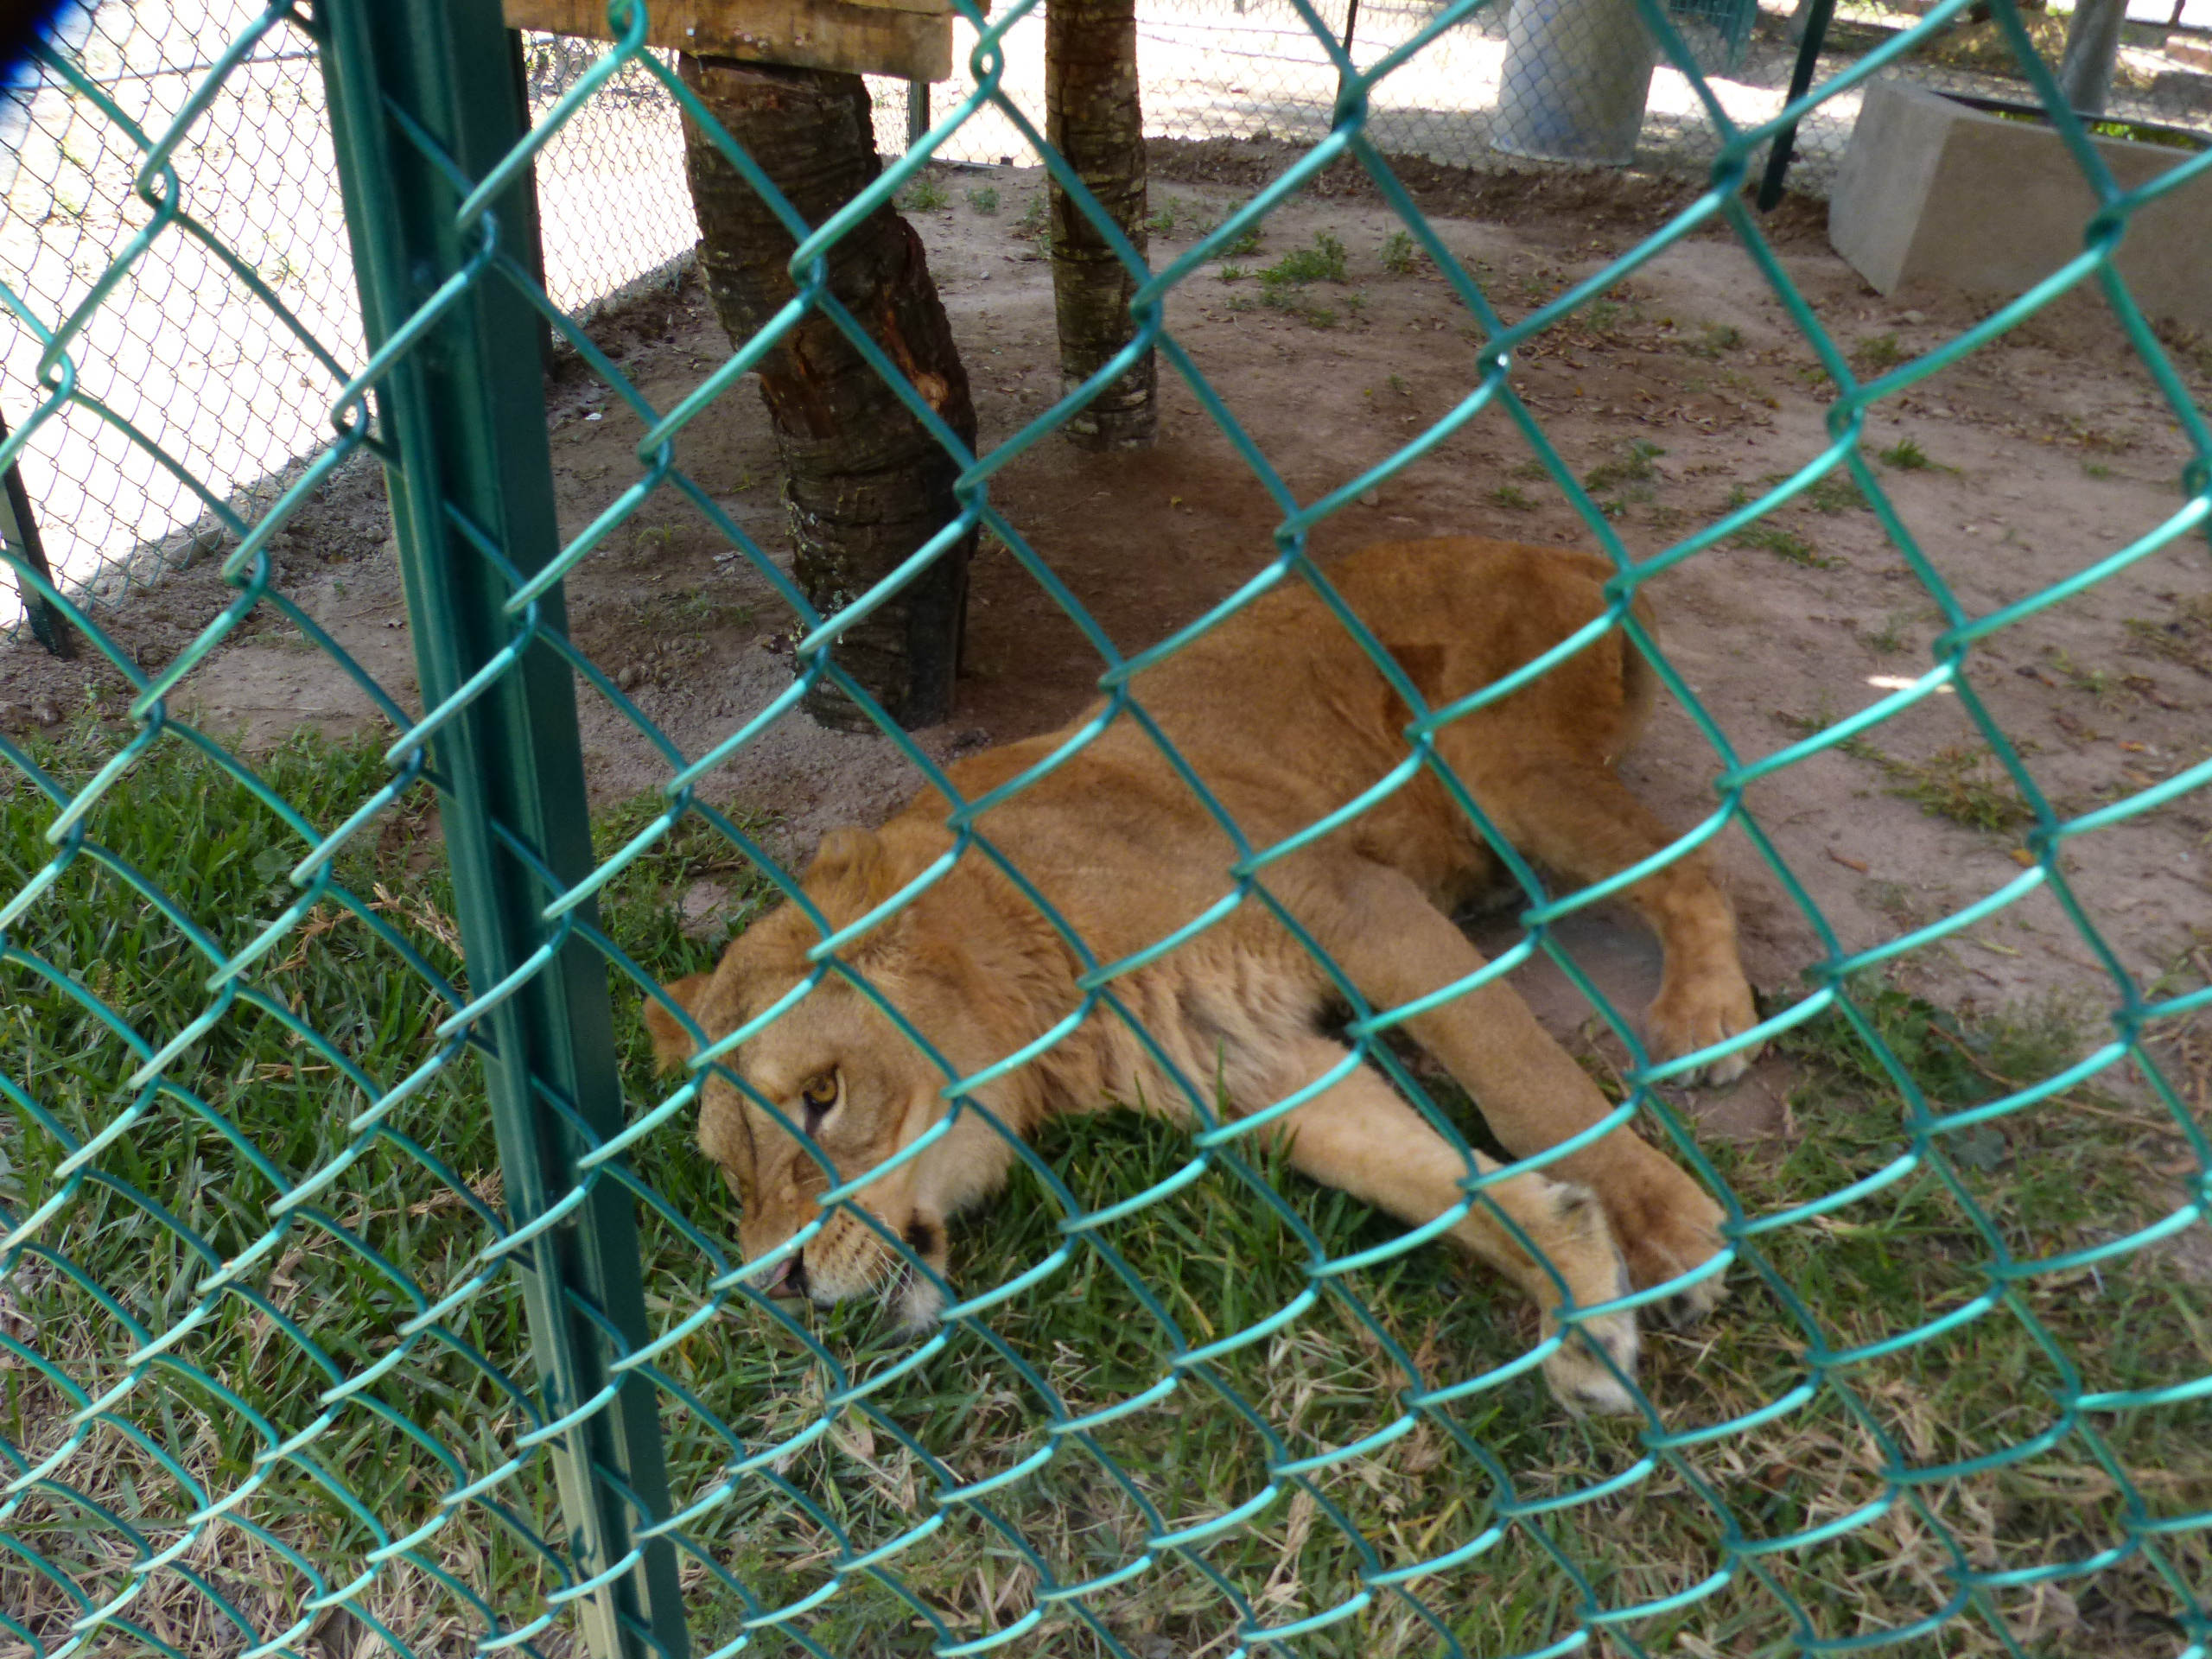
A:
[505,0,962,82]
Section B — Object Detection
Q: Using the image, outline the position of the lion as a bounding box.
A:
[645,538,1759,1414]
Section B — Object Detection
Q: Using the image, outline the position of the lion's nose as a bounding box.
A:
[752,1255,804,1299]
[779,1256,811,1302]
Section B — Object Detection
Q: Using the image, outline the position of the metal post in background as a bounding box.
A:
[0,411,75,659]
[1757,0,1836,208]
[907,75,931,146]
[312,3,688,1656]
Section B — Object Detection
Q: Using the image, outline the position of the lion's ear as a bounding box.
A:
[643,973,713,1074]
[806,826,882,886]
[804,827,902,926]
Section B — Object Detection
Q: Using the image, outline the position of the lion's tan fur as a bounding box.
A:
[648,538,1758,1412]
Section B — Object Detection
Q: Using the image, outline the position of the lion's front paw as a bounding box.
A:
[1542,1304,1642,1418]
[1611,1168,1728,1330]
[1644,966,1760,1085]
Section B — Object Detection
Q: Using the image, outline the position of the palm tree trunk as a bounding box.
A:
[679,55,976,729]
[1046,0,1156,449]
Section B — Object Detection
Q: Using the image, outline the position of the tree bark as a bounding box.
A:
[679,55,976,730]
[1046,0,1156,449]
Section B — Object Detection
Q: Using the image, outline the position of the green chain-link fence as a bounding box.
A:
[4,0,2211,1654]
[13,0,2207,645]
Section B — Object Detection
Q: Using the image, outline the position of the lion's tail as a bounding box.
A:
[1618,587,1662,750]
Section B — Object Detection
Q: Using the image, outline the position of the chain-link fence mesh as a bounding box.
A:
[10,0,2208,641]
[0,3,702,641]
[4,0,2211,1656]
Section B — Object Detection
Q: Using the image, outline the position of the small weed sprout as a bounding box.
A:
[1732,524,1840,569]
[1489,484,1535,511]
[1219,223,1264,258]
[966,185,1000,215]
[899,169,951,212]
[1146,195,1214,236]
[2122,593,2212,668]
[1380,230,1420,275]
[1014,194,1052,255]
[1684,321,1742,357]
[1880,438,1935,470]
[1255,232,1351,327]
[1260,231,1349,288]
[1853,333,1904,372]
[1862,610,1913,654]
[1580,439,1665,495]
[1802,472,1867,513]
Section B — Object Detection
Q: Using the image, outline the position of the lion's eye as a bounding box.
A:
[798,1072,838,1125]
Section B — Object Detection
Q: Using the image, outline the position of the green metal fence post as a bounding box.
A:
[311,5,688,1656]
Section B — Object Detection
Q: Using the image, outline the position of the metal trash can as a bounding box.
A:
[1491,0,1658,164]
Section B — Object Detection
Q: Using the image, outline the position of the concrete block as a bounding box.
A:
[1829,81,2212,334]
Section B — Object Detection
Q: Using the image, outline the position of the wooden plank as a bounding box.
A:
[505,0,955,80]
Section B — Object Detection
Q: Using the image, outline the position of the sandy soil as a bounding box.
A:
[4,143,2208,1138]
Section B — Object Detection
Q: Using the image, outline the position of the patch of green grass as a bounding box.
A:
[1146,194,1215,237]
[965,184,1000,215]
[1217,262,1248,283]
[1681,321,1741,358]
[1379,229,1420,275]
[1580,439,1664,495]
[1853,333,1904,372]
[1251,232,1351,327]
[1841,738,2038,833]
[0,722,772,1647]
[898,169,951,212]
[1217,222,1263,259]
[1580,297,1631,334]
[1879,437,1936,471]
[2123,593,2212,672]
[1802,472,1868,513]
[1731,523,1840,569]
[2046,646,2127,704]
[661,585,756,630]
[1860,609,1915,654]
[1488,484,1536,511]
[1259,230,1348,289]
[9,732,2208,1656]
[1014,194,1052,253]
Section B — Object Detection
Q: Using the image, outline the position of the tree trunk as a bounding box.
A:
[679,55,976,730]
[2056,0,2126,113]
[1046,0,1156,449]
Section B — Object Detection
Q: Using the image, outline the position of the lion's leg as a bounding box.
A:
[1448,744,1758,1085]
[1255,1032,1641,1416]
[1286,859,1726,1321]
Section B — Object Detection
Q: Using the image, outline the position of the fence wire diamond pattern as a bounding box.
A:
[3,0,2209,1657]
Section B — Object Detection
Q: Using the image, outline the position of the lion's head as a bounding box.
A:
[644,826,1033,1330]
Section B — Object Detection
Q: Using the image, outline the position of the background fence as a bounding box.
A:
[3,0,2211,1657]
[4,0,2209,639]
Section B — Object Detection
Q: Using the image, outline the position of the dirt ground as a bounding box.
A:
[4,142,2209,1136]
